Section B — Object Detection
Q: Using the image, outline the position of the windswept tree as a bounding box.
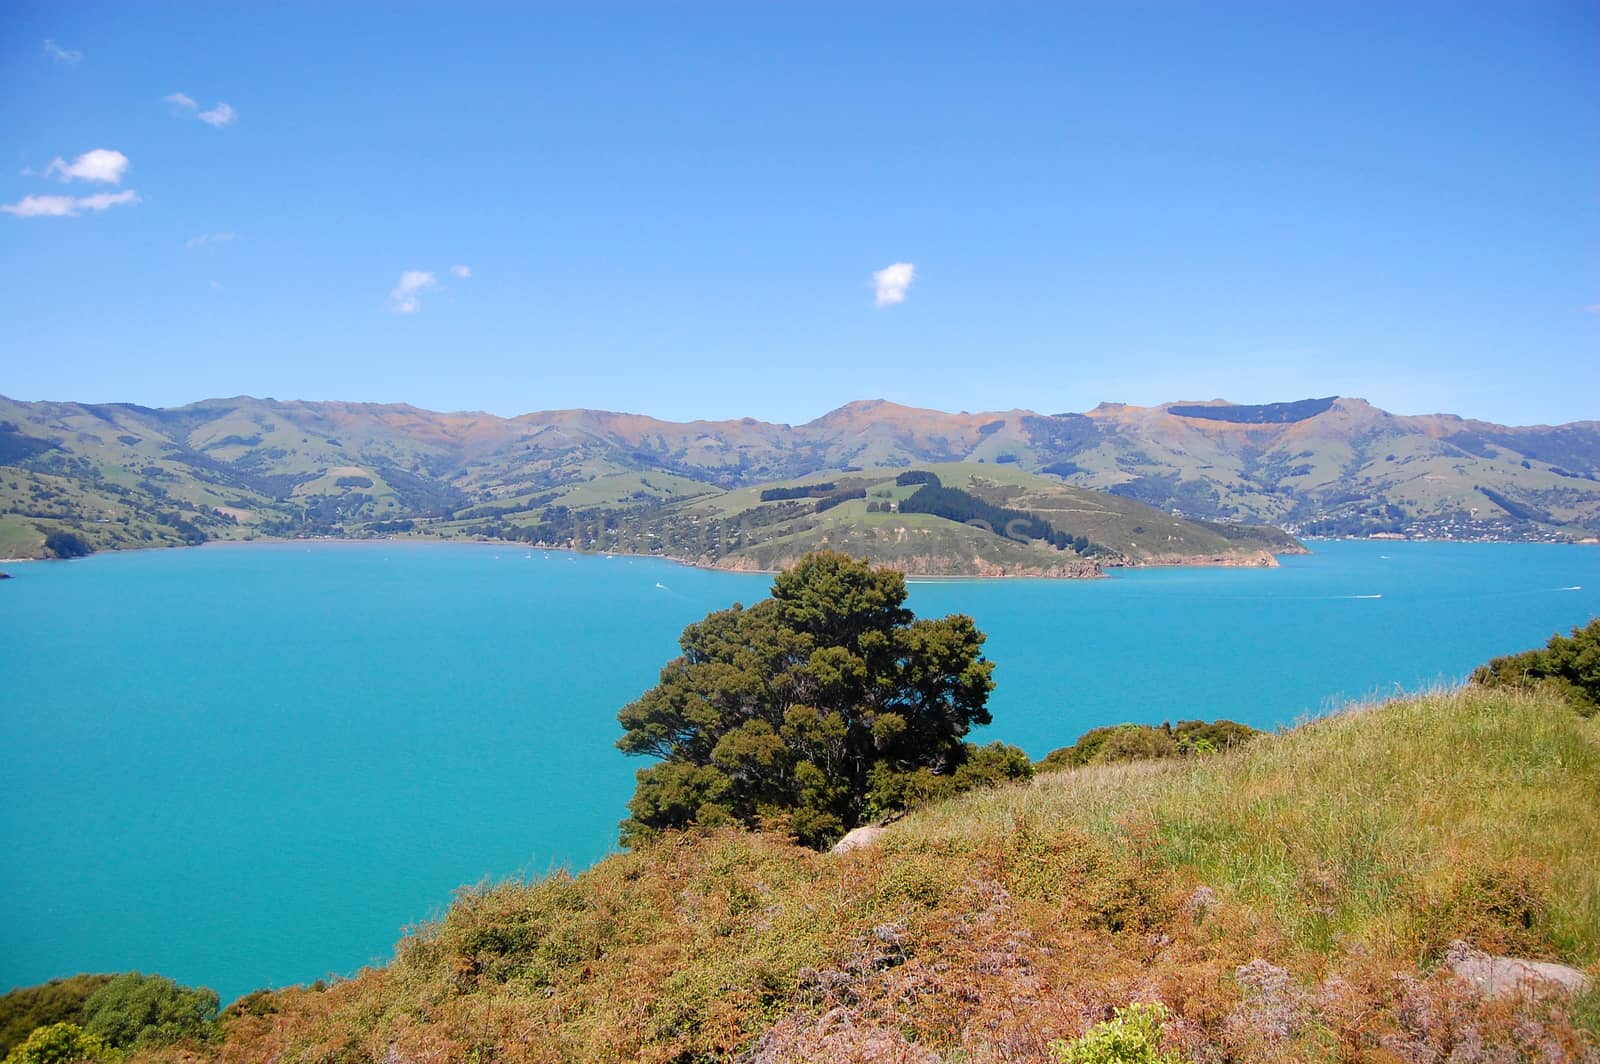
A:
[617,551,1011,849]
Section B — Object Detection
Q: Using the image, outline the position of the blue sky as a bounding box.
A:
[2,2,1595,425]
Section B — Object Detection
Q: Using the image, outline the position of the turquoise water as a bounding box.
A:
[2,540,1597,1000]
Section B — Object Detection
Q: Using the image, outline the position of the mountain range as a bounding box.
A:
[2,394,1596,571]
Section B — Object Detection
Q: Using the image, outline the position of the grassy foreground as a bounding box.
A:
[136,687,1598,1063]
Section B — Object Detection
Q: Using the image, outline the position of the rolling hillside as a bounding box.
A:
[4,391,1594,566]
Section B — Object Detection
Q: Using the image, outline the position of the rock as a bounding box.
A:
[832,824,888,854]
[1443,940,1593,1000]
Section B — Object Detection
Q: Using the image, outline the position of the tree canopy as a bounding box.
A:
[617,550,1006,849]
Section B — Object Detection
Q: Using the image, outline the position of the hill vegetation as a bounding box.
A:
[0,973,216,1060]
[1036,718,1263,771]
[3,392,1595,566]
[1473,617,1600,716]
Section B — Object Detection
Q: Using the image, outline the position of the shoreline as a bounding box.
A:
[7,531,1590,579]
[8,534,1297,580]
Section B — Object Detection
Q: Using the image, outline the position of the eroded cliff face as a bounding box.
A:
[1118,549,1280,569]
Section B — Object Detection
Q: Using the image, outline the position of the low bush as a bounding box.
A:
[81,973,217,1049]
[1050,1002,1185,1064]
[1038,719,1260,772]
[3,1022,110,1064]
[1473,616,1600,716]
[0,977,113,1057]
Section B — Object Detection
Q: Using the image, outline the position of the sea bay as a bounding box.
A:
[2,539,1596,1000]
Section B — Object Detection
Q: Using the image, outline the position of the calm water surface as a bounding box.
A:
[2,540,1596,999]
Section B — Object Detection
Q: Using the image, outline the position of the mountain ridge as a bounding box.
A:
[3,392,1597,566]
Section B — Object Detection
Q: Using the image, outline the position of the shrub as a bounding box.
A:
[1037,720,1260,772]
[1049,1002,1186,1064]
[80,972,218,1048]
[3,1022,110,1064]
[866,741,1033,815]
[1472,617,1600,716]
[0,977,113,1057]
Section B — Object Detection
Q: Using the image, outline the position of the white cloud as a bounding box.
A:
[165,94,237,127]
[44,148,129,184]
[389,270,438,314]
[44,39,83,64]
[450,264,471,279]
[197,102,237,128]
[871,261,916,307]
[1,190,140,218]
[185,231,237,249]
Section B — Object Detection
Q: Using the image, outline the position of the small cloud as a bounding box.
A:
[389,270,438,314]
[185,231,237,249]
[197,102,237,128]
[44,148,129,184]
[44,39,83,64]
[1,190,140,218]
[450,264,471,279]
[1584,304,1600,314]
[165,94,236,127]
[871,261,916,307]
[210,280,223,290]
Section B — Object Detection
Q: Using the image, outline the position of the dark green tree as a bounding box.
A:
[42,531,91,559]
[617,551,998,849]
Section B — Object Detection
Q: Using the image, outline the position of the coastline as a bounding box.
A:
[9,530,1589,579]
[1,536,1284,581]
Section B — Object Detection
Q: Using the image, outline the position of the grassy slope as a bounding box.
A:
[673,463,1296,574]
[141,686,1600,1063]
[8,392,1594,562]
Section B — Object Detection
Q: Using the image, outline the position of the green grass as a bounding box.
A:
[0,514,43,558]
[898,686,1600,966]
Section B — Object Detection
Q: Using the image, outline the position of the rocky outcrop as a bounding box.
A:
[1443,940,1593,1000]
[831,824,888,854]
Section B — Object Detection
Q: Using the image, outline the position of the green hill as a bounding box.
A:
[100,684,1599,1062]
[662,464,1300,576]
[0,397,1301,574]
[5,390,1596,565]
